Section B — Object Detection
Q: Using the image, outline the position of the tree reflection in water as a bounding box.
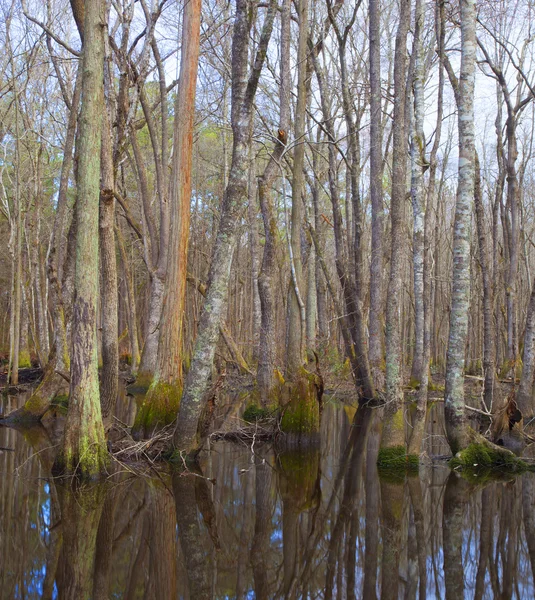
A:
[2,400,535,597]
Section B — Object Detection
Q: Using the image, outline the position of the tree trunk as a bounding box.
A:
[285,0,308,379]
[409,0,425,387]
[380,0,410,456]
[368,0,385,391]
[173,0,277,454]
[99,103,118,428]
[444,0,476,455]
[133,0,202,438]
[54,0,108,478]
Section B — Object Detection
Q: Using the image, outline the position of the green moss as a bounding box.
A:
[449,443,534,474]
[18,350,31,369]
[132,380,181,438]
[377,445,419,470]
[51,394,69,415]
[408,376,421,390]
[56,439,109,480]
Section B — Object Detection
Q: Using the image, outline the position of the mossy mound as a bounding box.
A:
[132,380,181,440]
[450,442,534,474]
[18,351,32,369]
[377,445,419,471]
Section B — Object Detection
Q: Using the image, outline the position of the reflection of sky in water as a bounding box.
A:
[3,403,535,598]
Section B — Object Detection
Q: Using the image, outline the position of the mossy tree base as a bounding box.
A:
[18,350,32,369]
[377,445,419,470]
[132,380,181,440]
[279,369,322,437]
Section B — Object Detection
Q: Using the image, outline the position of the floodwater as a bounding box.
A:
[1,388,535,599]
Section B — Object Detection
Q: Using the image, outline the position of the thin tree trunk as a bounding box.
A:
[99,101,118,427]
[444,0,477,454]
[380,0,410,454]
[285,0,308,378]
[368,0,384,391]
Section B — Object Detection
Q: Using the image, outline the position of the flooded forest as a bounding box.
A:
[3,0,535,597]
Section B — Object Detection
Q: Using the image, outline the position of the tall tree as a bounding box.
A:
[443,0,477,454]
[379,0,411,459]
[133,0,202,438]
[55,0,108,477]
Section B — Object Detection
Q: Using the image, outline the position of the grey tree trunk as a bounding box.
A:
[256,0,290,406]
[444,0,477,455]
[368,0,385,391]
[99,102,118,427]
[409,0,425,387]
[174,0,277,454]
[380,0,410,454]
[285,0,308,379]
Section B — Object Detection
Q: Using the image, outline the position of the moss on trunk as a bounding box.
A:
[132,380,181,439]
[377,445,419,470]
[279,370,321,435]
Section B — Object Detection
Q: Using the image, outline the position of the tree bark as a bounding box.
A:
[134,0,202,438]
[381,0,410,453]
[55,0,108,477]
[444,0,477,455]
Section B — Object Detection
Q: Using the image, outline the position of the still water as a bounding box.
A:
[1,390,535,599]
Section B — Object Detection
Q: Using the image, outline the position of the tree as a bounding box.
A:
[54,0,108,478]
[443,0,477,454]
[133,0,202,438]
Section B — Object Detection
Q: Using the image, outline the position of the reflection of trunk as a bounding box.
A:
[474,486,494,600]
[278,448,320,599]
[236,472,254,598]
[125,515,150,600]
[379,479,405,600]
[93,488,119,599]
[251,454,274,600]
[147,483,177,599]
[407,477,427,600]
[363,413,381,600]
[325,410,371,600]
[522,473,535,586]
[442,474,469,600]
[173,473,212,600]
[57,484,106,599]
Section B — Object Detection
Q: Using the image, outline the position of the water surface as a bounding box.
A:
[1,390,534,599]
